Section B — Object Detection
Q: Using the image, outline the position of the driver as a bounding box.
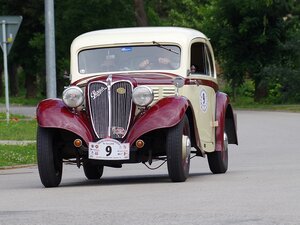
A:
[138,56,178,70]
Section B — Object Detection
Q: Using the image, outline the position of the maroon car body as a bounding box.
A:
[36,27,238,187]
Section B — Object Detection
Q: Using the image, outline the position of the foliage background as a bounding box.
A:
[0,0,300,104]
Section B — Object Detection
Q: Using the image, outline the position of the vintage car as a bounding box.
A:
[36,27,238,187]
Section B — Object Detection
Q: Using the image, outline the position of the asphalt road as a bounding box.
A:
[0,110,300,225]
[0,105,36,118]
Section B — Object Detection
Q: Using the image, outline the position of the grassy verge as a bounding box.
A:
[0,113,37,140]
[0,113,37,168]
[233,103,300,112]
[0,144,36,168]
[0,96,42,106]
[230,96,300,112]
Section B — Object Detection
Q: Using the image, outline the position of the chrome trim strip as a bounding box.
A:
[87,79,133,139]
[106,75,112,138]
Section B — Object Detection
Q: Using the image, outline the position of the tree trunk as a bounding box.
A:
[0,68,3,97]
[25,73,37,98]
[9,63,19,97]
[134,0,148,26]
[230,79,237,102]
[254,78,268,102]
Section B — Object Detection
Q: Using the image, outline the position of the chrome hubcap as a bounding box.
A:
[224,132,228,151]
[182,135,191,164]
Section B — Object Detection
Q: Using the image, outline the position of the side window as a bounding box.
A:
[190,42,214,77]
[204,45,215,77]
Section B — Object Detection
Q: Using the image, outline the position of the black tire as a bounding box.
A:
[83,162,104,180]
[37,126,63,187]
[166,115,191,182]
[207,132,228,174]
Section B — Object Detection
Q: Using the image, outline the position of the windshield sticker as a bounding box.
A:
[200,89,208,113]
[106,54,115,59]
[121,47,132,52]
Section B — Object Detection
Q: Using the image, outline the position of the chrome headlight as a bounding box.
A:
[62,86,84,108]
[132,86,154,107]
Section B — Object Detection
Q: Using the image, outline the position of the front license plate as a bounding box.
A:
[88,138,130,160]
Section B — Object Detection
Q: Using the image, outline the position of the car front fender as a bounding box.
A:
[125,97,189,145]
[215,92,238,151]
[36,99,94,145]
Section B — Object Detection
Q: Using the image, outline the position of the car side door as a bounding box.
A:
[182,40,217,152]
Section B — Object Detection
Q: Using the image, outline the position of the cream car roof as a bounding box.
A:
[70,27,210,82]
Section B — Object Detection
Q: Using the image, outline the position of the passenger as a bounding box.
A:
[138,58,152,69]
[100,55,116,72]
[139,56,178,70]
[190,65,197,73]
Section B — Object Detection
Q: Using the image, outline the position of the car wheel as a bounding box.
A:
[37,126,63,187]
[207,131,228,174]
[83,162,104,180]
[166,115,191,182]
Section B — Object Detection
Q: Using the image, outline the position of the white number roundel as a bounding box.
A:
[200,89,208,112]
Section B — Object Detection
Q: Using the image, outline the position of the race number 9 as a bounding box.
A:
[106,146,112,156]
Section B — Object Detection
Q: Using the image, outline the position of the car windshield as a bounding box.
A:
[78,45,181,74]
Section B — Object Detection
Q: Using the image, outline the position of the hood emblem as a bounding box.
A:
[91,87,107,100]
[112,126,126,136]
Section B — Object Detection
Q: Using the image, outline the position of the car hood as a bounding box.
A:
[72,72,180,87]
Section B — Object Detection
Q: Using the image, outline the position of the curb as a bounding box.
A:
[0,164,37,170]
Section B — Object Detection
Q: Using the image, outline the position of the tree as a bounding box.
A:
[1,0,139,98]
[166,0,208,27]
[134,0,148,26]
[0,66,2,97]
[54,0,137,93]
[0,0,45,98]
[202,0,296,101]
[2,0,299,103]
[261,1,300,103]
[0,0,168,99]
[165,0,299,102]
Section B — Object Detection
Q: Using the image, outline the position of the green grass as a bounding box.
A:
[0,144,36,167]
[0,113,37,167]
[233,104,300,113]
[234,103,300,112]
[0,96,42,106]
[230,96,300,112]
[0,114,37,140]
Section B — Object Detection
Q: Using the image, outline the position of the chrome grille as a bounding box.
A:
[152,87,160,101]
[151,86,176,103]
[88,81,133,139]
[111,82,133,138]
[162,87,176,97]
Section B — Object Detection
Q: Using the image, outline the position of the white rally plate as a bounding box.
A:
[89,138,130,160]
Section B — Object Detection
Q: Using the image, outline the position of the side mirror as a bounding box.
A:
[172,77,184,96]
[187,69,191,76]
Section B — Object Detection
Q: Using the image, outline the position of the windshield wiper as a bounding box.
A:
[152,41,179,55]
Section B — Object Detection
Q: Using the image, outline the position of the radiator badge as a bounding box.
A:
[91,87,107,100]
[112,126,126,136]
[116,87,126,94]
